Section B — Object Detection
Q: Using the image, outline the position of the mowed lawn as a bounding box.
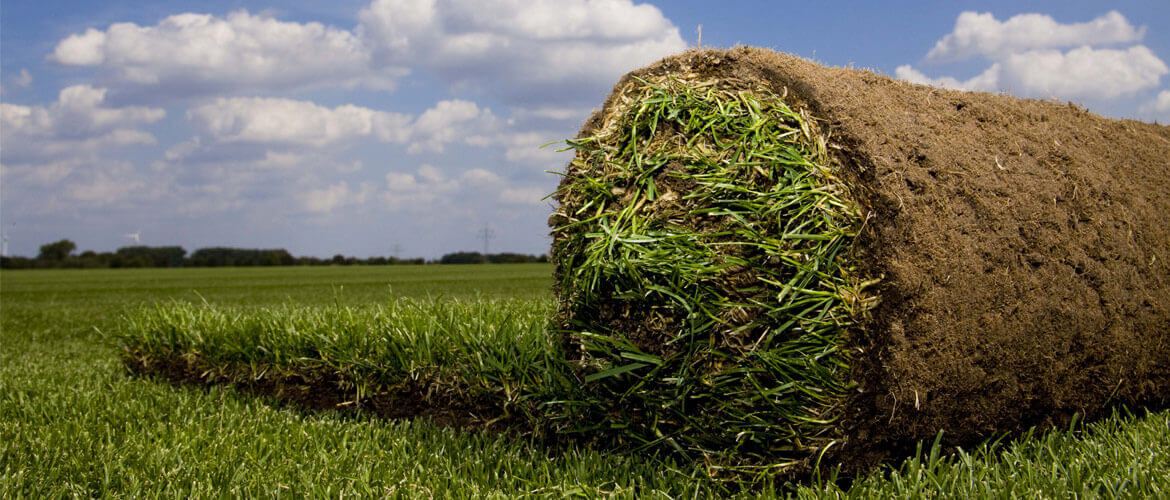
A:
[2,264,1168,498]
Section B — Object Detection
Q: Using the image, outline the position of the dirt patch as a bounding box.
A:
[121,348,521,431]
[553,47,1170,473]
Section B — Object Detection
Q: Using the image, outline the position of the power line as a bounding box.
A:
[477,224,494,262]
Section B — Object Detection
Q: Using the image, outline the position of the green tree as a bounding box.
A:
[37,239,77,261]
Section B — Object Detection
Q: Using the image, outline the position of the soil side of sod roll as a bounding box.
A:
[551,47,1170,472]
[121,348,521,431]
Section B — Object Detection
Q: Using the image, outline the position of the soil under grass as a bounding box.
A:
[116,298,568,433]
[122,349,513,429]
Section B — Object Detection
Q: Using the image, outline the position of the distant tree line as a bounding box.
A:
[0,239,546,269]
[438,252,548,264]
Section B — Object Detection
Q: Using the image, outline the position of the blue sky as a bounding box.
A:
[3,1,1168,259]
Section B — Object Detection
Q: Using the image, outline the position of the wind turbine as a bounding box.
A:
[124,230,141,245]
[2,222,12,256]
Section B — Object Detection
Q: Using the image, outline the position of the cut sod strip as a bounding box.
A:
[118,298,570,427]
[549,74,876,474]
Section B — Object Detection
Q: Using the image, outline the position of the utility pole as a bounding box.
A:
[392,243,402,260]
[477,224,494,263]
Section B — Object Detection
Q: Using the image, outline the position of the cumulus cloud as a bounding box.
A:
[0,157,160,213]
[926,11,1146,62]
[0,86,170,216]
[999,46,1167,99]
[358,0,686,103]
[898,11,1167,101]
[301,181,351,213]
[1141,90,1170,121]
[382,164,549,210]
[383,164,457,208]
[188,97,408,147]
[50,10,396,97]
[52,28,108,65]
[407,100,498,153]
[895,64,1000,91]
[1,85,164,163]
[48,2,683,105]
[66,165,148,205]
[1148,90,1170,112]
[186,96,499,153]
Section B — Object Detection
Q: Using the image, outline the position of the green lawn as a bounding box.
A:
[2,265,1168,497]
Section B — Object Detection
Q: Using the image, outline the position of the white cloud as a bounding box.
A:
[381,163,550,210]
[67,167,147,205]
[407,100,497,153]
[256,151,308,170]
[2,85,164,137]
[163,136,202,161]
[187,96,498,153]
[188,97,407,147]
[511,106,591,122]
[0,158,159,212]
[500,131,572,164]
[1141,90,1170,121]
[499,186,548,205]
[146,144,377,218]
[358,0,685,103]
[899,46,1167,99]
[1151,90,1170,111]
[8,69,33,88]
[1000,46,1167,99]
[48,2,683,105]
[53,28,108,65]
[895,64,1000,91]
[1148,90,1170,112]
[3,160,74,187]
[0,85,164,163]
[899,11,1167,102]
[460,168,503,186]
[301,182,350,213]
[50,10,396,97]
[384,164,456,208]
[926,11,1146,62]
[0,85,171,216]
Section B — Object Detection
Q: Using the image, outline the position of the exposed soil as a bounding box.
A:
[121,348,520,431]
[554,47,1170,472]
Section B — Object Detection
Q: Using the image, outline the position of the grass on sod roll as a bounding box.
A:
[118,297,571,422]
[550,74,877,474]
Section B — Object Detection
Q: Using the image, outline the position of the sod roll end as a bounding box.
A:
[549,47,1170,476]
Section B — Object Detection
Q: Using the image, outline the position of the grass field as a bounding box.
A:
[3,265,1168,497]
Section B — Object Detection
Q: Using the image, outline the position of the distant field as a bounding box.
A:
[2,265,1168,497]
[1,263,554,306]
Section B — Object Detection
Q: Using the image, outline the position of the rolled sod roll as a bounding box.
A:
[547,47,1170,475]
